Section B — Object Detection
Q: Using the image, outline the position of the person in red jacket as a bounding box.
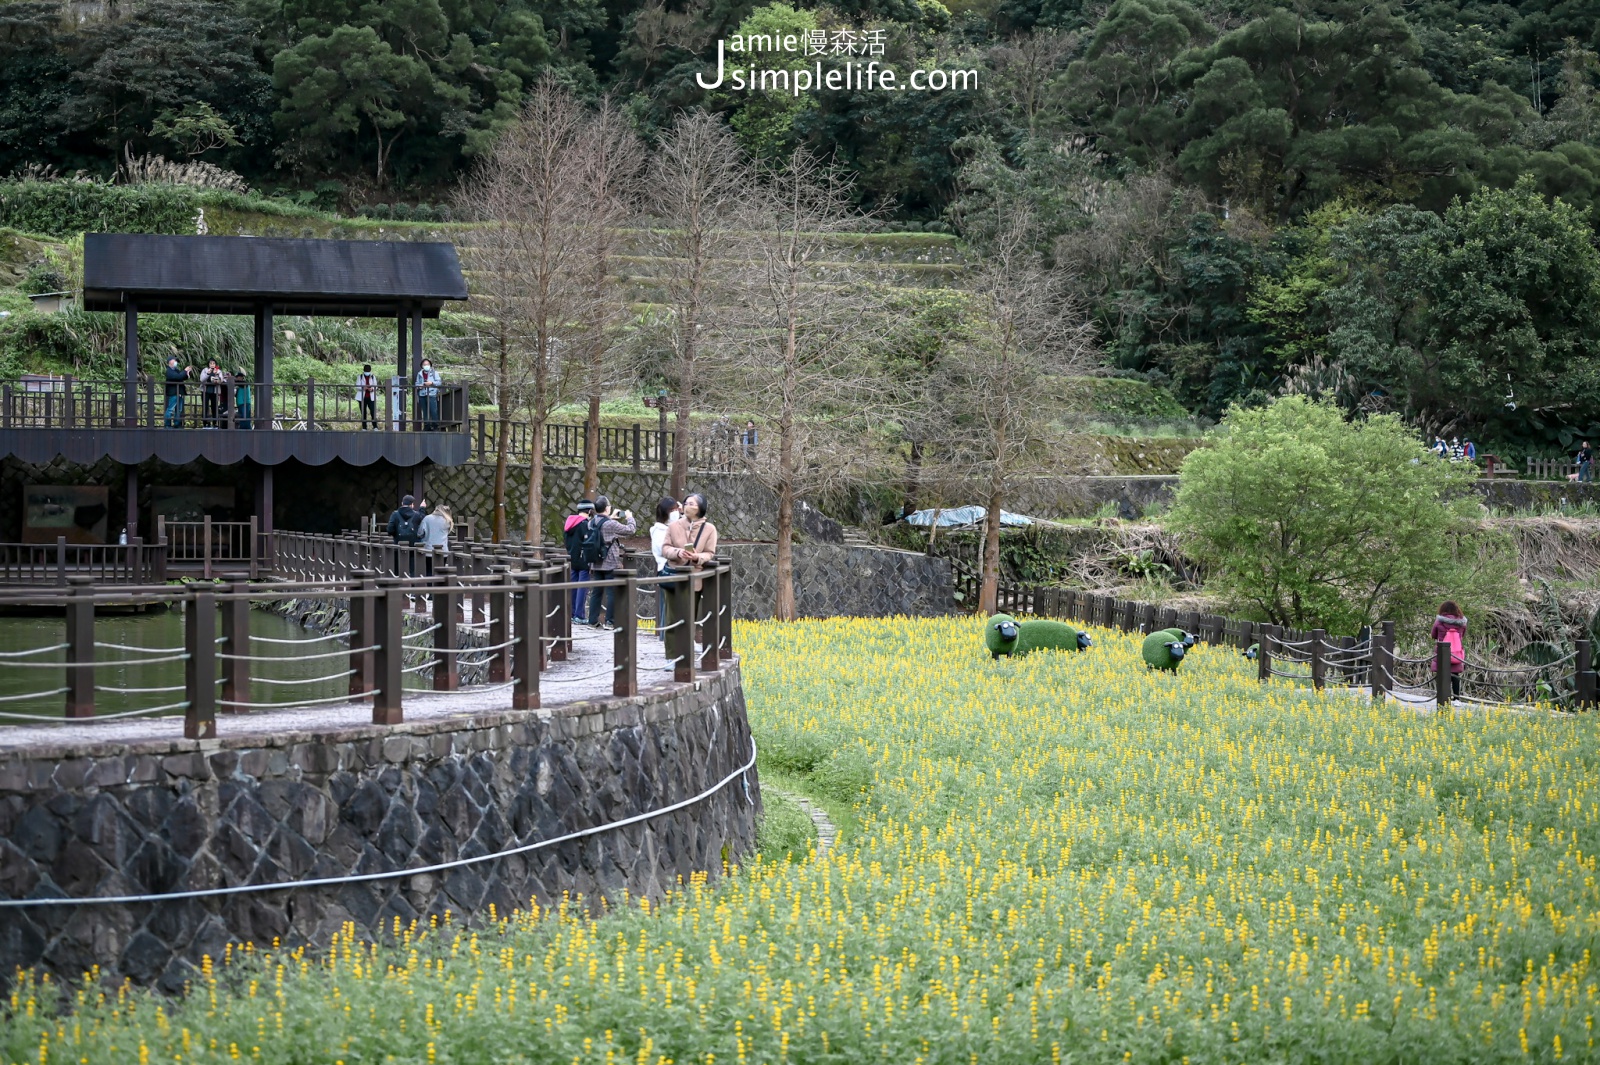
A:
[1430,601,1467,698]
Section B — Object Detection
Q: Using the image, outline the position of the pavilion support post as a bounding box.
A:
[123,299,138,428]
[255,464,274,540]
[396,304,409,430]
[253,305,274,426]
[123,463,138,539]
[412,465,425,507]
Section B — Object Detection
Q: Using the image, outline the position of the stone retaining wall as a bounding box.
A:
[0,664,758,991]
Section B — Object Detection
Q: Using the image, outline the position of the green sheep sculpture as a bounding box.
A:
[1142,628,1196,671]
[985,613,1092,659]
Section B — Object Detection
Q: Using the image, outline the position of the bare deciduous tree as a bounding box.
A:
[933,204,1097,613]
[455,77,588,542]
[711,149,897,620]
[574,97,645,498]
[647,111,751,500]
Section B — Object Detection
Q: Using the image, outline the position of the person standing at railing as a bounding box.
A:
[233,368,253,429]
[1579,440,1594,483]
[163,357,194,428]
[585,496,636,630]
[663,492,719,650]
[199,360,227,428]
[419,502,453,577]
[650,496,681,641]
[415,358,442,431]
[742,420,758,460]
[1430,601,1467,699]
[357,363,379,429]
[386,493,426,580]
[564,499,597,620]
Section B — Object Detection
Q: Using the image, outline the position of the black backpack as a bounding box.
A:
[393,507,423,542]
[577,514,608,569]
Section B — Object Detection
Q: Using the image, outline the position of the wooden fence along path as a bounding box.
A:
[472,416,747,472]
[0,533,735,740]
[1005,587,1596,709]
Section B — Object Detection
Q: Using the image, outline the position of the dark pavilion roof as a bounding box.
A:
[82,233,469,317]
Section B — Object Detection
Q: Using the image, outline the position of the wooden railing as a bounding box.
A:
[1525,458,1584,481]
[471,415,746,472]
[161,518,261,579]
[0,536,166,586]
[0,549,736,738]
[0,376,468,433]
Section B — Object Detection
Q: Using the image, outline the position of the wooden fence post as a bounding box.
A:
[698,569,720,672]
[512,571,540,710]
[1576,639,1595,709]
[372,582,406,725]
[614,577,638,697]
[184,591,217,739]
[1371,621,1394,701]
[1310,628,1326,690]
[349,570,377,699]
[717,556,734,660]
[1435,641,1452,707]
[432,566,460,691]
[220,576,251,714]
[664,574,693,683]
[1257,624,1272,683]
[488,565,510,683]
[64,575,94,719]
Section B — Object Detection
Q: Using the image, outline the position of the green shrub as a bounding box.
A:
[753,791,817,863]
[0,180,329,239]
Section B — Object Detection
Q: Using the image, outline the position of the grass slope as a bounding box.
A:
[6,617,1599,1063]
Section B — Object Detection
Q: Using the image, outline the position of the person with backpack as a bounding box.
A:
[585,496,636,629]
[386,493,426,579]
[563,499,596,619]
[1430,601,1468,699]
[357,363,379,429]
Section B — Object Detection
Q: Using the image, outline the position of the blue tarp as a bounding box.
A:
[902,506,1034,528]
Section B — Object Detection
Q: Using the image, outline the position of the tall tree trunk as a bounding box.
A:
[491,337,511,541]
[524,415,546,544]
[775,478,795,621]
[979,482,1004,615]
[903,439,923,516]
[583,391,601,497]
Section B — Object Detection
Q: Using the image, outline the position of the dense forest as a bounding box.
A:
[2,0,1600,447]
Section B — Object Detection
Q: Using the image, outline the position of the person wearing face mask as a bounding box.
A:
[650,496,681,640]
[415,357,442,430]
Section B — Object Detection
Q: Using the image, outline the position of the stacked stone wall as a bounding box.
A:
[0,665,758,991]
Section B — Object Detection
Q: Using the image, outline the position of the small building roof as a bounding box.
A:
[82,233,469,317]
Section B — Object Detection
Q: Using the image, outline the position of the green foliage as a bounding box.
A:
[0,180,327,239]
[723,4,819,162]
[1168,396,1517,634]
[1058,376,1186,418]
[753,789,817,863]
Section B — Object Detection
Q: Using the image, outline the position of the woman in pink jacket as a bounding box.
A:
[1430,601,1467,698]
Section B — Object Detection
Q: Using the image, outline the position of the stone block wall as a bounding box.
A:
[425,462,842,545]
[0,665,759,991]
[644,543,953,620]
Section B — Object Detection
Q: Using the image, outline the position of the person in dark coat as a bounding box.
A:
[163,357,193,428]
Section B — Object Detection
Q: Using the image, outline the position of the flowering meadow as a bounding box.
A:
[6,615,1600,1063]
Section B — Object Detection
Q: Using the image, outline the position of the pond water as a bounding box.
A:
[0,609,356,723]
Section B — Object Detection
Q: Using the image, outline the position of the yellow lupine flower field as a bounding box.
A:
[6,616,1600,1063]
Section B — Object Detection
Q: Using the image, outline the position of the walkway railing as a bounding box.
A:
[0,375,468,433]
[471,415,747,472]
[0,536,166,585]
[0,551,735,739]
[1011,587,1598,710]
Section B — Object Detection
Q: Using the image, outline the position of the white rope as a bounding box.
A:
[96,683,186,695]
[0,687,69,703]
[402,623,443,640]
[219,645,375,663]
[249,630,354,645]
[0,643,67,658]
[401,658,442,674]
[219,691,374,710]
[92,641,184,654]
[0,701,190,722]
[543,665,623,683]
[454,636,517,654]
[0,737,756,908]
[253,669,357,687]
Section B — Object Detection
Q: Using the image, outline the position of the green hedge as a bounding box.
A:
[1060,377,1189,419]
[0,181,331,239]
